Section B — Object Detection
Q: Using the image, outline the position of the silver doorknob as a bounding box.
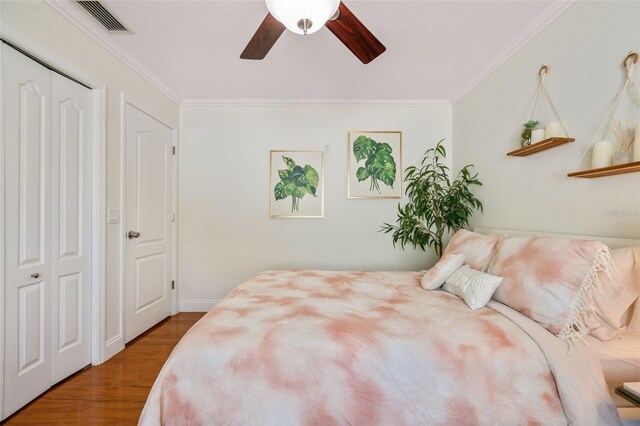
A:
[31,273,40,279]
[128,231,141,239]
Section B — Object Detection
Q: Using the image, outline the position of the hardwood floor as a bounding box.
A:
[3,312,205,425]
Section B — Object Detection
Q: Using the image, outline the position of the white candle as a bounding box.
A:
[544,121,565,138]
[531,128,545,144]
[634,123,640,162]
[591,141,615,169]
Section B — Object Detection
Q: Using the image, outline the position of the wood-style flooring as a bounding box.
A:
[3,312,205,425]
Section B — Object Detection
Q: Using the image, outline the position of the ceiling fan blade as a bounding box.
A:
[325,2,386,64]
[240,13,286,60]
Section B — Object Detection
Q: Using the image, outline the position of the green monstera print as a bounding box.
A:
[274,156,319,212]
[353,135,397,193]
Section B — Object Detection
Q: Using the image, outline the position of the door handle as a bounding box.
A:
[31,273,40,279]
[128,231,141,239]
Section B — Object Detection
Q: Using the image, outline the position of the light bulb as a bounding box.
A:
[265,0,340,35]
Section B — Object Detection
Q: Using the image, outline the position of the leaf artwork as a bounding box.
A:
[381,140,483,257]
[353,135,397,194]
[274,156,319,212]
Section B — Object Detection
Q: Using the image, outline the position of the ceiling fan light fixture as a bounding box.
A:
[265,0,340,35]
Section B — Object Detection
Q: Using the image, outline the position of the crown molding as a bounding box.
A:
[450,0,575,105]
[44,0,180,104]
[1,22,106,89]
[180,98,451,107]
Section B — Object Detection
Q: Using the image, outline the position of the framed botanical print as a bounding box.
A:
[348,131,402,198]
[270,150,324,218]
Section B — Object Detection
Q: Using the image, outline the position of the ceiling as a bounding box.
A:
[75,0,570,102]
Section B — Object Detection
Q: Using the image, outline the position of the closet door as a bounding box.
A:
[50,73,92,384]
[3,45,52,417]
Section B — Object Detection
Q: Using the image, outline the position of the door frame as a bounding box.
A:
[0,22,107,393]
[119,93,178,347]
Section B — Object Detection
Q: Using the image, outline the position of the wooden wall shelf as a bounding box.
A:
[507,137,575,157]
[568,161,640,178]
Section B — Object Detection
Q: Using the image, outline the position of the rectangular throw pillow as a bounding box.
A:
[588,312,620,342]
[421,251,465,290]
[627,299,640,334]
[593,247,640,329]
[442,265,503,310]
[487,236,611,342]
[442,229,498,271]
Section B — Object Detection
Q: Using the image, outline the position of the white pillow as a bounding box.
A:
[443,265,503,310]
[421,252,465,290]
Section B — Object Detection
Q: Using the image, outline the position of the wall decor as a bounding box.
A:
[507,65,574,157]
[569,51,640,179]
[270,150,324,218]
[348,130,402,198]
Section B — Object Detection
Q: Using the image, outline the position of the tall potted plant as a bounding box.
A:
[381,140,483,257]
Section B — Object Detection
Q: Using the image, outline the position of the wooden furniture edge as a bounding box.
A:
[507,137,574,157]
[568,161,640,178]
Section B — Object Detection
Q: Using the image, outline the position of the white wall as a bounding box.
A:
[453,1,640,239]
[1,1,179,358]
[178,104,451,307]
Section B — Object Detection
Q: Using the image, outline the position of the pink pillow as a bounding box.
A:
[442,230,498,271]
[487,236,611,341]
[627,300,640,334]
[593,247,640,329]
[421,252,464,290]
[588,313,620,341]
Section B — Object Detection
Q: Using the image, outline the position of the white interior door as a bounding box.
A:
[125,104,173,343]
[3,45,52,417]
[50,73,92,384]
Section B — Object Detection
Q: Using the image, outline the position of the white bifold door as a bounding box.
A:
[125,104,173,343]
[3,44,92,418]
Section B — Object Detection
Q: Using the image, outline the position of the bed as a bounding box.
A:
[586,332,640,406]
[140,229,639,425]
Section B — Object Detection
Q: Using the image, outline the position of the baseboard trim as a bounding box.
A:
[179,299,222,312]
[103,335,124,362]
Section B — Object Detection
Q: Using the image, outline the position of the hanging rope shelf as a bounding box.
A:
[569,51,640,178]
[507,64,575,157]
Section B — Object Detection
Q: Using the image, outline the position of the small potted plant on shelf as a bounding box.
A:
[381,140,483,257]
[520,120,539,147]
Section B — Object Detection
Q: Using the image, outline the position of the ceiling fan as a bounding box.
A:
[240,0,386,64]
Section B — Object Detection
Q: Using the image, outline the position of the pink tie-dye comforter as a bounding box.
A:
[140,270,620,426]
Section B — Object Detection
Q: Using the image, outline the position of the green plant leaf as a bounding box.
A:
[377,143,393,154]
[353,136,378,162]
[371,151,396,187]
[291,165,306,185]
[283,156,296,170]
[274,181,286,200]
[292,187,306,198]
[375,149,394,165]
[356,167,370,181]
[304,165,319,188]
[278,169,291,180]
[283,181,296,197]
[306,184,317,196]
[380,163,396,187]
